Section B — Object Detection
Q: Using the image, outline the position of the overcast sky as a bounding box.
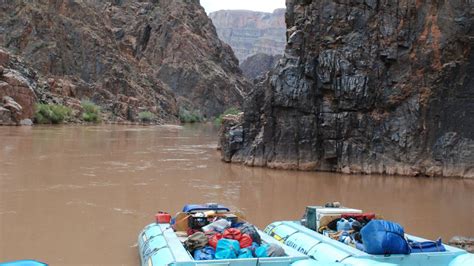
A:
[200,0,286,13]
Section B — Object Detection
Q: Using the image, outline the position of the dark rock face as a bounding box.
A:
[240,53,282,80]
[218,114,244,162]
[220,0,474,178]
[209,9,286,62]
[0,0,248,120]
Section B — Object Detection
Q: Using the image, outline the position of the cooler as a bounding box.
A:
[304,206,362,231]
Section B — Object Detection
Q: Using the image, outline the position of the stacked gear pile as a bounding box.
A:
[185,222,286,260]
[173,204,286,261]
[307,202,446,255]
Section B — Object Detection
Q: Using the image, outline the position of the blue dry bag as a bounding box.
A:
[238,248,254,258]
[255,244,269,257]
[361,220,411,255]
[194,246,216,260]
[215,239,240,259]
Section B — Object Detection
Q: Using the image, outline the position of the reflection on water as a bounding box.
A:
[0,124,473,265]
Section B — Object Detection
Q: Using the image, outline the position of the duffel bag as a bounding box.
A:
[361,220,410,255]
[238,223,262,244]
[185,232,208,252]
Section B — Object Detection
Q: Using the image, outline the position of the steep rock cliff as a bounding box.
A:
[0,0,248,121]
[0,48,106,125]
[0,49,37,125]
[221,0,474,178]
[209,9,286,62]
[240,53,282,80]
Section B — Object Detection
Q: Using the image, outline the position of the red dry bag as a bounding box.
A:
[223,228,242,241]
[209,233,223,249]
[239,234,252,248]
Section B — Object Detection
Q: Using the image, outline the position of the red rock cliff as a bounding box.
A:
[0,0,249,121]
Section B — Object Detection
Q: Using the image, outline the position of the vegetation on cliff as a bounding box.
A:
[34,104,72,124]
[215,107,241,125]
[179,108,204,123]
[138,111,157,123]
[81,101,101,123]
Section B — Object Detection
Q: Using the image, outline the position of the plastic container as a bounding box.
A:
[155,211,171,224]
[304,206,362,231]
[337,218,355,231]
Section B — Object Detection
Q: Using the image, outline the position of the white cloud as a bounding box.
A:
[200,0,285,13]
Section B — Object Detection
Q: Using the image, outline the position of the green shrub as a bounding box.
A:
[214,107,241,125]
[81,101,101,123]
[34,104,72,124]
[138,111,156,123]
[179,108,203,123]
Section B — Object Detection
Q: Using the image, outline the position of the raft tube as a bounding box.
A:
[264,221,474,266]
[138,222,309,266]
[0,260,47,266]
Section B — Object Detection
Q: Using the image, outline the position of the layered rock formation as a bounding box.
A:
[0,0,248,122]
[220,0,474,178]
[240,53,282,80]
[209,9,286,62]
[0,49,38,125]
[0,48,94,125]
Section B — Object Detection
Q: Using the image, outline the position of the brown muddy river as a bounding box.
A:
[0,124,473,265]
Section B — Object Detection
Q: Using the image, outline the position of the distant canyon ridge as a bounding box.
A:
[209,9,286,63]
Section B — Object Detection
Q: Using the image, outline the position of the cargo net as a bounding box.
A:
[172,211,286,260]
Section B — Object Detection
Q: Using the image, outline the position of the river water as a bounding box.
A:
[0,124,472,265]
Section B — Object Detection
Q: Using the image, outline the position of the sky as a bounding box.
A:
[200,0,286,13]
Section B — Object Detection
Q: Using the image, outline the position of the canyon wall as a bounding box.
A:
[240,53,282,80]
[220,0,474,178]
[0,0,249,123]
[209,9,286,62]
